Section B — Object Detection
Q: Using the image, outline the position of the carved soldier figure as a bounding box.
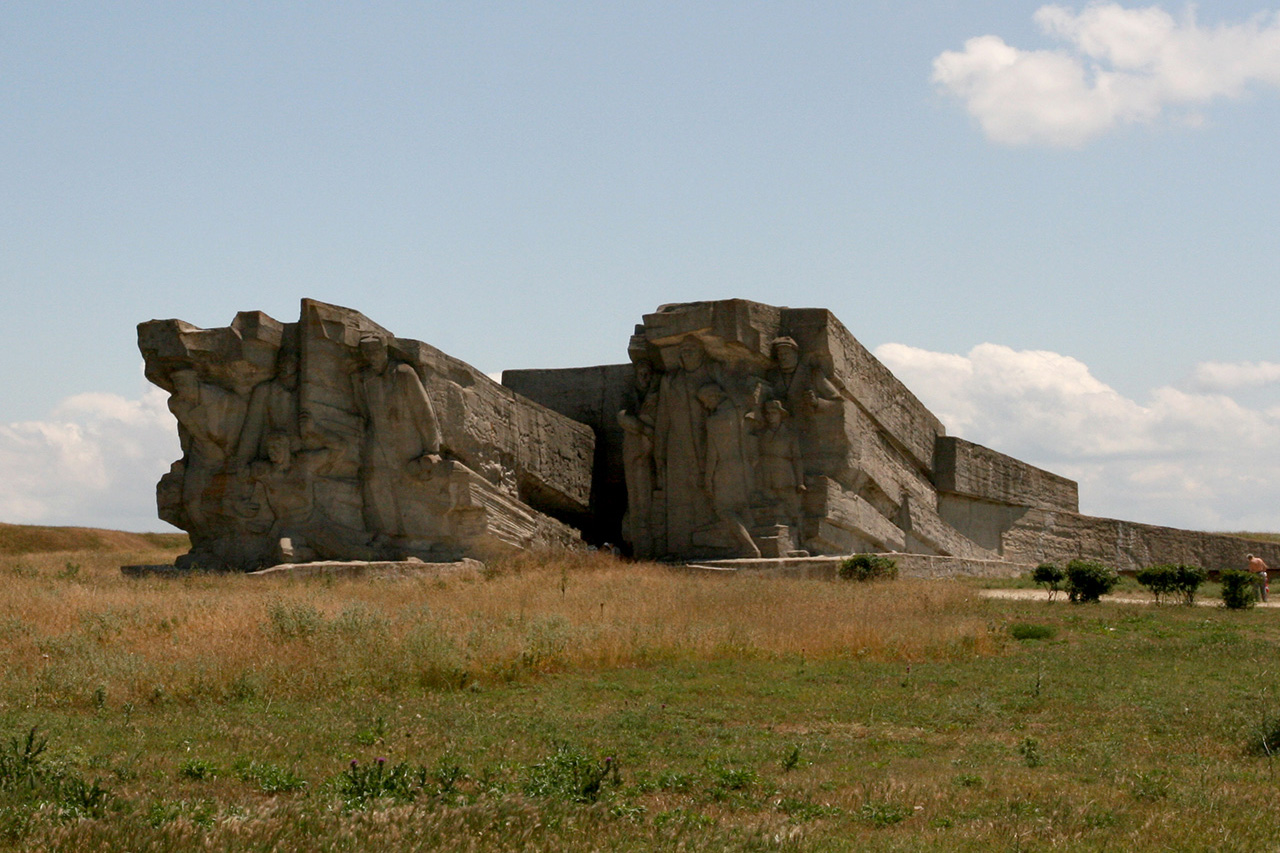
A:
[756,399,806,536]
[768,336,841,415]
[234,348,300,466]
[618,359,658,555]
[244,423,377,564]
[654,336,718,555]
[352,335,443,543]
[167,368,247,529]
[698,383,760,558]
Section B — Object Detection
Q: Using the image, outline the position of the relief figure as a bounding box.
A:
[653,336,717,555]
[756,398,806,536]
[618,359,658,556]
[698,383,761,558]
[167,368,247,529]
[352,335,443,541]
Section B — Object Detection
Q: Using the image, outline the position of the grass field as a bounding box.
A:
[2,532,1280,850]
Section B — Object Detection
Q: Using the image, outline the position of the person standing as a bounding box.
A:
[1248,554,1270,603]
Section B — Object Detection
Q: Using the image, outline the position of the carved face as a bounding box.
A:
[696,384,725,412]
[634,360,653,389]
[171,370,199,401]
[266,433,291,465]
[765,406,783,427]
[278,354,298,390]
[775,344,799,371]
[679,339,704,372]
[359,339,388,372]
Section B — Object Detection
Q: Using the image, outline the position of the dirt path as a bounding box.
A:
[979,588,1280,608]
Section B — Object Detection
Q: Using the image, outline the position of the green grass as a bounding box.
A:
[5,545,1280,849]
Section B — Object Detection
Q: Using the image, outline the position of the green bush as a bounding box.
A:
[1220,569,1258,610]
[838,554,898,582]
[1137,564,1207,605]
[1065,559,1119,603]
[1173,564,1207,605]
[1135,565,1178,604]
[1009,622,1055,641]
[1031,563,1065,599]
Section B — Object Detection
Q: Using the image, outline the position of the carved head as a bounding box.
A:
[678,337,705,372]
[764,398,787,426]
[265,431,292,465]
[633,359,654,389]
[772,337,800,371]
[171,369,199,401]
[277,351,299,390]
[358,336,388,372]
[696,383,726,412]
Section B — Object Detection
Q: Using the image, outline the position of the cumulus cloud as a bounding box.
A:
[876,341,1280,531]
[933,3,1280,145]
[1188,360,1280,391]
[0,386,179,531]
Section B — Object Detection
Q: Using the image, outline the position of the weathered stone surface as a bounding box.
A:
[139,299,593,571]
[934,437,1078,512]
[1001,509,1280,571]
[508,299,986,562]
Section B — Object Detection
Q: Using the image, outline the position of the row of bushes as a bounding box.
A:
[1033,560,1262,609]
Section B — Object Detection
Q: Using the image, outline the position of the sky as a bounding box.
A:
[1,1,1277,533]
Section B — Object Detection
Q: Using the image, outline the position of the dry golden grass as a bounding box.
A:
[0,546,997,710]
[0,521,186,556]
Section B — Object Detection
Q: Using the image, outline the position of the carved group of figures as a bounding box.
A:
[618,335,844,559]
[160,336,448,569]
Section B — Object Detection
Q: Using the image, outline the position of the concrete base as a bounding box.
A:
[680,552,1031,581]
[122,558,485,579]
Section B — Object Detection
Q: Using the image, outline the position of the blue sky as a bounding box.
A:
[2,2,1277,532]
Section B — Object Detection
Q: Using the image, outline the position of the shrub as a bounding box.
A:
[1137,564,1207,605]
[1009,622,1055,641]
[1135,565,1178,604]
[1220,569,1258,610]
[1065,560,1119,603]
[177,759,218,781]
[522,745,617,804]
[1173,564,1207,605]
[1246,714,1280,757]
[1031,563,1065,599]
[838,554,898,582]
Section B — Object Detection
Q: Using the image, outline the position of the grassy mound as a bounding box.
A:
[0,522,187,556]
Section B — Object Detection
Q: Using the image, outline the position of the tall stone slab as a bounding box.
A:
[139,299,593,570]
[509,299,995,561]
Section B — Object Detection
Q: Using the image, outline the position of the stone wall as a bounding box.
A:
[1000,509,1280,572]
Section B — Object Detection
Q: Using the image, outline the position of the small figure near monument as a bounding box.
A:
[1248,553,1270,603]
[352,335,443,543]
[698,383,760,559]
[756,398,806,537]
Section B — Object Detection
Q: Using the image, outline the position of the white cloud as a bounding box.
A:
[1188,360,1280,391]
[876,341,1280,531]
[0,386,179,531]
[933,3,1280,146]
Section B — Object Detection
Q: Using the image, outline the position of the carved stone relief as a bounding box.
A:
[139,299,591,570]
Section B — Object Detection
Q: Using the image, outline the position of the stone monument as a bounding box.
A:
[139,299,593,570]
[505,299,1280,571]
[139,296,1280,574]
